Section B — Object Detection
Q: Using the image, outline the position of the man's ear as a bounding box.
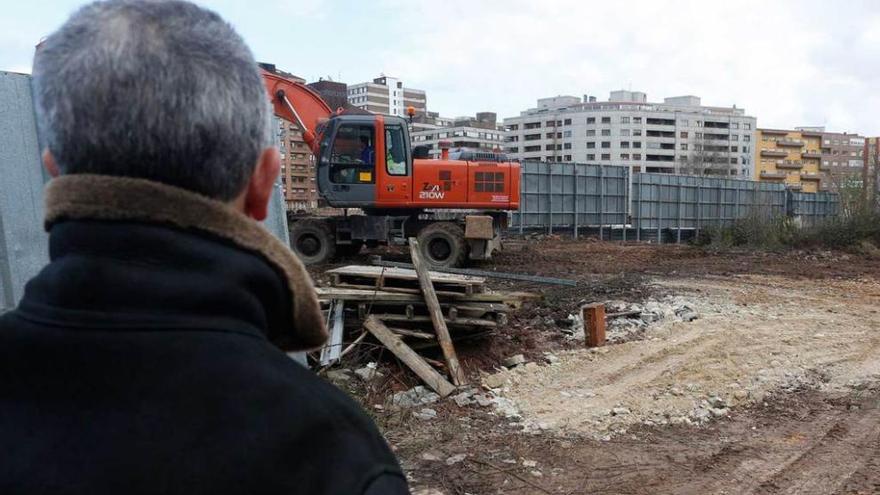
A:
[42,149,60,177]
[243,147,281,221]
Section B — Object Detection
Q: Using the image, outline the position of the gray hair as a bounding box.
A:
[32,0,271,201]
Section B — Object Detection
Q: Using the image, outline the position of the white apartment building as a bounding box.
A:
[347,75,427,117]
[410,112,506,158]
[503,91,757,177]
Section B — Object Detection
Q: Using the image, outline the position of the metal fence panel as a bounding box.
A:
[788,191,840,226]
[0,72,50,312]
[632,173,789,234]
[512,161,629,232]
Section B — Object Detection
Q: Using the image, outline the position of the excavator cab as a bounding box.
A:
[316,114,413,208]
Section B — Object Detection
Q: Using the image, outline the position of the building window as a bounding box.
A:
[563,143,572,150]
[564,119,572,125]
[586,117,595,124]
[586,129,596,136]
[621,129,631,137]
[680,131,688,139]
[633,129,643,136]
[633,117,642,124]
[695,132,702,139]
[563,130,572,138]
[601,116,611,124]
[564,154,572,161]
[601,141,611,148]
[587,153,596,160]
[680,143,688,150]
[730,157,738,164]
[731,135,739,141]
[620,141,630,149]
[601,129,611,136]
[601,153,611,160]
[731,123,739,129]
[620,153,630,160]
[633,142,642,149]
[743,135,750,142]
[633,154,642,160]
[744,123,752,130]
[586,142,596,149]
[621,117,630,124]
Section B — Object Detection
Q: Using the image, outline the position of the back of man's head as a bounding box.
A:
[32,0,270,201]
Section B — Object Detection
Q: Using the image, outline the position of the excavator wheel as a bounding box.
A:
[417,222,468,269]
[289,219,336,265]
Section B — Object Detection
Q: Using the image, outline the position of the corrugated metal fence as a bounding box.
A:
[511,161,840,242]
[511,161,629,238]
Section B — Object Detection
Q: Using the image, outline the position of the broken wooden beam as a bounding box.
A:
[409,238,467,386]
[363,316,456,397]
[370,257,578,287]
[387,327,436,340]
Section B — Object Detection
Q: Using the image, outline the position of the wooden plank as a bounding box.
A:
[388,327,436,340]
[316,286,538,305]
[369,314,498,328]
[370,258,578,287]
[363,316,456,397]
[409,238,467,386]
[327,264,486,285]
[582,303,607,348]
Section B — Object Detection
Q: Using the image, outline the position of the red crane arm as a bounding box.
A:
[260,69,333,155]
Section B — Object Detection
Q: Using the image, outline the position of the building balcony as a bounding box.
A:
[777,160,804,169]
[801,173,822,181]
[760,149,788,157]
[776,138,805,147]
[760,171,787,180]
[801,150,822,158]
[761,129,789,136]
[819,162,831,171]
[786,183,804,191]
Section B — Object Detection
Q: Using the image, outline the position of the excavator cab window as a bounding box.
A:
[329,124,375,184]
[385,124,408,176]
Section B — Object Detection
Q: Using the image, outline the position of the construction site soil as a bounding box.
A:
[313,238,880,494]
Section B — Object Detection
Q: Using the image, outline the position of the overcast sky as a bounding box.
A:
[3,0,879,135]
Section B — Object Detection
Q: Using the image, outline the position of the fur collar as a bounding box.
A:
[44,174,327,351]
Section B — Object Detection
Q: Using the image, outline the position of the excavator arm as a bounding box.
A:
[260,68,333,155]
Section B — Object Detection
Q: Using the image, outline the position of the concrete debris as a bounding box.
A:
[392,386,441,408]
[611,407,631,416]
[452,389,476,407]
[522,459,538,467]
[420,450,444,462]
[413,408,438,420]
[325,369,352,381]
[569,296,702,344]
[543,352,561,365]
[445,453,467,465]
[354,362,383,381]
[483,371,510,389]
[503,354,527,368]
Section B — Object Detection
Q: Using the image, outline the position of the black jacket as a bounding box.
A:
[0,175,409,494]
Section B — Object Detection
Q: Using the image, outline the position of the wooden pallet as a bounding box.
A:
[325,265,486,296]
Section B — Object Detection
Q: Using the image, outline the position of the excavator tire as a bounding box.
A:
[417,222,468,269]
[289,219,336,265]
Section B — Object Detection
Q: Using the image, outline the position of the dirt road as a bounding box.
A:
[372,242,880,495]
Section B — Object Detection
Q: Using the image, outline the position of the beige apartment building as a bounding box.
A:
[347,75,426,118]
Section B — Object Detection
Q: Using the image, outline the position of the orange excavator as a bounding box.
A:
[261,67,520,268]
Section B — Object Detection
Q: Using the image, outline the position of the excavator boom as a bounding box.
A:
[260,68,333,154]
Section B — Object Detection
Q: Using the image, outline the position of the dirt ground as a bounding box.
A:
[319,238,880,494]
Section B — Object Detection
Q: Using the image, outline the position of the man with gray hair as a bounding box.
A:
[0,1,409,493]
